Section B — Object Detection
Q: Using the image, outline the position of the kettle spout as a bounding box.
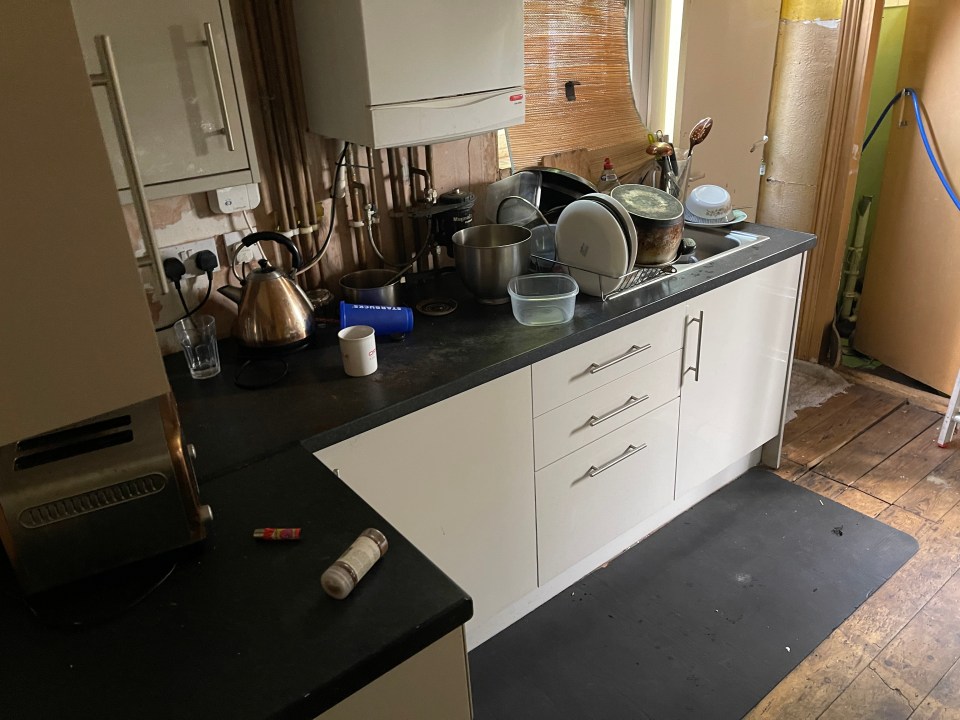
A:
[217,285,243,305]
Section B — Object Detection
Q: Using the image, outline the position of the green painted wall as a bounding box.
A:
[847,5,909,259]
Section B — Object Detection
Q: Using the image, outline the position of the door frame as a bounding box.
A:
[794,0,884,361]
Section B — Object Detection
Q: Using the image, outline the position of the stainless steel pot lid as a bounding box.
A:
[611,184,684,227]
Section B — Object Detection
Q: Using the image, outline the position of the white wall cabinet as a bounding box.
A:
[675,256,803,498]
[71,0,259,200]
[314,369,537,645]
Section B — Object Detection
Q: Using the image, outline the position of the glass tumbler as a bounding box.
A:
[174,315,221,380]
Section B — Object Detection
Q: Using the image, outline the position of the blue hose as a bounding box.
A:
[862,87,960,212]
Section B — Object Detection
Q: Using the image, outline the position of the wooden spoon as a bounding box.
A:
[687,117,713,157]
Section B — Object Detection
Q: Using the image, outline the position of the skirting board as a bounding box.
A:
[466,448,763,649]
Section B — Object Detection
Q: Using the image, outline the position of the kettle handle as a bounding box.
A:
[241,231,302,271]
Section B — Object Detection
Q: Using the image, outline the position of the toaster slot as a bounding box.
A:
[13,415,134,471]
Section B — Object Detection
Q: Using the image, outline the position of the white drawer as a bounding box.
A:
[536,399,679,585]
[534,350,680,470]
[532,304,685,416]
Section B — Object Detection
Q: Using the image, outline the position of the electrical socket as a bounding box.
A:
[229,242,264,265]
[159,238,220,278]
[225,230,264,265]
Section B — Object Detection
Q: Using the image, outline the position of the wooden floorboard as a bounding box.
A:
[783,387,905,469]
[833,486,890,518]
[794,470,847,499]
[909,657,960,719]
[816,405,941,486]
[782,386,862,446]
[773,458,807,482]
[753,373,960,719]
[898,452,960,523]
[854,425,959,504]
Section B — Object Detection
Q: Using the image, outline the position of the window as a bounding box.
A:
[500,0,653,175]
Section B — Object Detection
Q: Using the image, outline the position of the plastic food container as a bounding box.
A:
[507,274,579,326]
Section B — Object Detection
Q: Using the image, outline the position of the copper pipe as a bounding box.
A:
[386,148,409,263]
[365,145,387,266]
[424,145,441,270]
[243,1,289,256]
[271,0,319,286]
[346,143,369,267]
[254,3,296,239]
[407,147,425,270]
[263,2,311,285]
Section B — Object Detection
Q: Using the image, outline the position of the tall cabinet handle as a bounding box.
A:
[90,35,169,295]
[203,22,236,151]
[588,444,647,478]
[682,311,704,383]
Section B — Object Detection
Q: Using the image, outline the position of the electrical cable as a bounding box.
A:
[862,88,959,212]
[366,211,406,268]
[18,561,178,630]
[154,270,214,332]
[295,144,348,276]
[905,89,960,212]
[175,285,190,315]
[862,89,903,152]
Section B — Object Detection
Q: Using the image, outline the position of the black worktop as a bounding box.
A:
[0,445,472,720]
[167,223,815,482]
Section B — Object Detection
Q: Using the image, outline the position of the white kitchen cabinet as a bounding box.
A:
[532,303,685,416]
[536,399,680,585]
[533,351,681,470]
[71,0,259,200]
[314,369,537,645]
[318,629,471,720]
[675,255,803,498]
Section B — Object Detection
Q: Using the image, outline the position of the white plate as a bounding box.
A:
[556,198,630,297]
[582,193,638,287]
[683,208,748,227]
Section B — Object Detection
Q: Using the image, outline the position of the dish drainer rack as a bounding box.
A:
[531,255,679,301]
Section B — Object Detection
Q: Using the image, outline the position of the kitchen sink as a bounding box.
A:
[671,226,768,272]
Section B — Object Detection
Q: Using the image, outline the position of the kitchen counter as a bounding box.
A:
[166,222,815,482]
[0,445,472,720]
[0,222,812,720]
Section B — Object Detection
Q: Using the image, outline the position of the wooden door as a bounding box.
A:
[853,0,960,394]
[71,0,250,192]
[676,0,781,218]
[676,256,802,498]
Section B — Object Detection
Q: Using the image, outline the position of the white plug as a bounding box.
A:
[229,241,263,265]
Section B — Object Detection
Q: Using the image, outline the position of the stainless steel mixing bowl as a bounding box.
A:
[452,225,532,304]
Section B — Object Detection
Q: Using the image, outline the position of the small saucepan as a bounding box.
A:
[339,269,401,306]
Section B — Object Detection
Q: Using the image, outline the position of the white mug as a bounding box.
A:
[338,325,377,377]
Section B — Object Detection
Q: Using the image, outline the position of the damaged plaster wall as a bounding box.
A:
[757,0,842,231]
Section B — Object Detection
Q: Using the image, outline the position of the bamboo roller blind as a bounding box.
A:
[507,0,650,170]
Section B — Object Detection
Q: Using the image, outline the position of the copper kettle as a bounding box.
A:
[218,231,315,350]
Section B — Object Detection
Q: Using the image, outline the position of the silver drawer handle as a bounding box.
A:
[589,344,651,374]
[589,395,649,427]
[203,22,236,151]
[588,444,647,477]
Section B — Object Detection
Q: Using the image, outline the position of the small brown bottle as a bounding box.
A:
[321,528,389,599]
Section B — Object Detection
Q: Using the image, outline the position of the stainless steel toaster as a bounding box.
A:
[0,393,212,594]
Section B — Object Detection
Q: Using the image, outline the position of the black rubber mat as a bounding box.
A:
[469,468,918,720]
